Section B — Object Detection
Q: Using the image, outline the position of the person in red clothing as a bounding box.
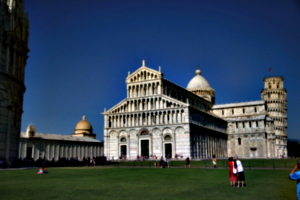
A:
[228,157,237,186]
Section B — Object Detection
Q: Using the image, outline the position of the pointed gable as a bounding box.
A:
[126,60,163,84]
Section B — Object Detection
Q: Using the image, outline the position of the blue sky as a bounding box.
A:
[22,0,300,141]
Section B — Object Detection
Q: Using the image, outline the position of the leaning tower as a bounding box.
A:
[261,76,287,157]
[0,0,29,163]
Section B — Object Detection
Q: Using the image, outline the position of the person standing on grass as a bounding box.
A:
[234,156,245,187]
[289,159,300,200]
[185,157,190,168]
[228,157,237,187]
[212,155,217,168]
[160,156,165,168]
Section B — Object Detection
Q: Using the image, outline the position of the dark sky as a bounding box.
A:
[22,0,300,141]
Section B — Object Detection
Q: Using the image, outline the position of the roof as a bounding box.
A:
[20,132,102,143]
[224,114,268,122]
[212,100,265,109]
[186,69,212,90]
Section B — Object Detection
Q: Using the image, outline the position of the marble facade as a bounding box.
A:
[103,61,287,159]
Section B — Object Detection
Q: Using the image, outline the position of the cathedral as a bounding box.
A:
[103,61,287,159]
[0,0,29,163]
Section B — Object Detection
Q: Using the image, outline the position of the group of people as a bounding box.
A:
[227,156,246,187]
[154,156,169,168]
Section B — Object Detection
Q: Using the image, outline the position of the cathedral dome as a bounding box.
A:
[186,69,211,90]
[74,116,93,134]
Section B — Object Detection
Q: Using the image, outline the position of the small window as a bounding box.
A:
[236,122,238,129]
[238,138,241,145]
[256,121,259,127]
[141,131,148,135]
[164,135,172,140]
[254,107,257,113]
[232,109,234,115]
[243,108,245,114]
[120,138,126,142]
[249,122,252,128]
[242,122,245,128]
[222,110,224,115]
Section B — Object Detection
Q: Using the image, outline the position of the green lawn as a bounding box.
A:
[0,167,297,200]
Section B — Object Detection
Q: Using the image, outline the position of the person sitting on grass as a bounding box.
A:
[289,159,300,200]
[37,167,48,174]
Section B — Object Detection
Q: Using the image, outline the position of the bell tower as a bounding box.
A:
[261,76,287,157]
[0,0,29,163]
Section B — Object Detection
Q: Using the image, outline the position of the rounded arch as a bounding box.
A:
[109,130,117,137]
[162,127,172,136]
[164,134,172,141]
[175,127,184,135]
[139,128,150,135]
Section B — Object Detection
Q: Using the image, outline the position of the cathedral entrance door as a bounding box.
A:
[165,143,172,158]
[120,145,127,157]
[141,140,149,157]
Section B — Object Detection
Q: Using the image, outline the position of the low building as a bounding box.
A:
[19,116,103,161]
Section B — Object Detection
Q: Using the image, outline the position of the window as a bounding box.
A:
[254,107,257,113]
[249,122,252,128]
[232,109,234,115]
[164,135,172,140]
[243,108,245,114]
[242,122,245,128]
[120,138,126,142]
[141,131,148,135]
[238,138,241,145]
[222,110,224,115]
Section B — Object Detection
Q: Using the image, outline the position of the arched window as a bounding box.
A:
[141,131,148,135]
[238,138,241,145]
[164,135,171,140]
[120,138,126,142]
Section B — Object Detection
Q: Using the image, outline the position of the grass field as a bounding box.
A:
[0,166,297,200]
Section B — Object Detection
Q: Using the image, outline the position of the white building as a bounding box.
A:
[103,61,287,159]
[19,116,103,161]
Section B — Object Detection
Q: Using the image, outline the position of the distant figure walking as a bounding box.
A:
[212,155,217,168]
[160,156,165,168]
[185,157,190,168]
[234,156,245,187]
[289,159,300,200]
[227,157,237,186]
